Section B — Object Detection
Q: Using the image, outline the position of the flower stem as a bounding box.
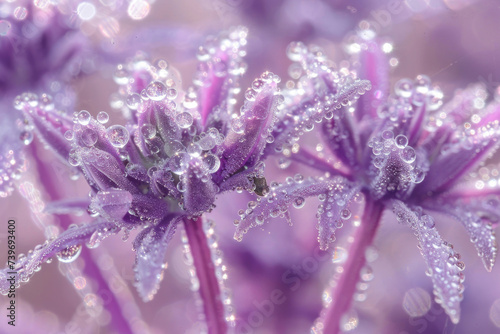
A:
[29,142,135,334]
[321,196,383,334]
[183,217,227,334]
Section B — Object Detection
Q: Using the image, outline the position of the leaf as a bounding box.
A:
[423,200,497,271]
[392,200,464,324]
[317,183,359,250]
[415,124,500,195]
[0,221,117,295]
[133,215,180,301]
[234,175,350,242]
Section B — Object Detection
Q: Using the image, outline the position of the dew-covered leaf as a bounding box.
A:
[416,124,500,195]
[0,221,117,295]
[78,147,138,193]
[392,200,464,324]
[423,201,497,271]
[234,175,349,241]
[133,215,180,301]
[317,183,359,250]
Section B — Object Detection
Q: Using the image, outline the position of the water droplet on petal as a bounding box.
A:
[176,112,193,129]
[97,111,109,124]
[106,125,129,148]
[293,196,306,209]
[77,110,91,125]
[56,244,82,263]
[400,146,416,163]
[395,134,408,148]
[146,81,167,101]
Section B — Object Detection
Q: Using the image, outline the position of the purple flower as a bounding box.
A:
[0,3,90,197]
[1,26,370,333]
[234,30,500,332]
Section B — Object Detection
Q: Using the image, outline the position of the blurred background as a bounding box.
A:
[1,0,500,333]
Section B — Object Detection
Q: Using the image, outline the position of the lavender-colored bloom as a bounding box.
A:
[1,26,370,333]
[234,30,500,332]
[0,3,91,197]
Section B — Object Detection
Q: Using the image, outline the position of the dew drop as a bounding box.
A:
[340,209,351,220]
[293,197,306,209]
[82,128,98,147]
[126,93,142,110]
[395,134,408,148]
[106,125,129,148]
[185,143,200,158]
[97,111,109,124]
[202,154,221,173]
[400,146,416,163]
[77,110,91,125]
[176,112,194,129]
[146,81,167,101]
[141,124,156,140]
[56,244,82,263]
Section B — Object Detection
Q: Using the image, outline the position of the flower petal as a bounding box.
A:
[423,200,497,271]
[0,221,117,295]
[392,200,464,324]
[221,71,281,179]
[415,123,500,195]
[133,215,180,301]
[182,162,218,215]
[194,27,247,129]
[234,175,348,241]
[317,183,360,250]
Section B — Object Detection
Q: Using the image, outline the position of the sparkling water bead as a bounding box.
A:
[106,125,130,148]
[146,81,167,101]
[395,134,408,149]
[97,111,109,124]
[56,244,82,263]
[77,110,91,125]
[176,112,194,129]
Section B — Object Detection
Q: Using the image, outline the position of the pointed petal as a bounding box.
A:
[195,27,247,129]
[18,93,73,161]
[77,147,138,193]
[218,163,265,194]
[133,215,180,301]
[234,175,349,241]
[264,78,371,159]
[90,189,133,221]
[392,200,464,324]
[353,39,390,121]
[317,184,360,250]
[0,221,117,295]
[423,201,497,271]
[183,162,218,215]
[416,123,500,195]
[221,71,281,178]
[321,109,360,169]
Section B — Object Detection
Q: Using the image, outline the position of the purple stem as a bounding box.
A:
[30,143,134,334]
[183,217,227,334]
[322,195,383,334]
